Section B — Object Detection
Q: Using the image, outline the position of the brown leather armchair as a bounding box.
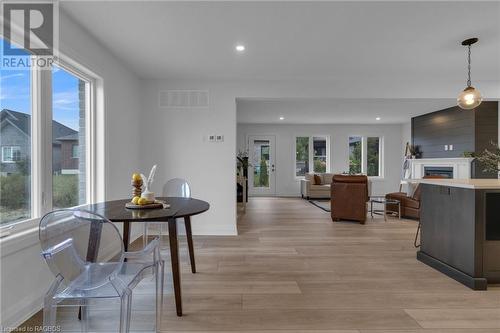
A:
[385,187,421,219]
[331,174,369,224]
[385,176,444,219]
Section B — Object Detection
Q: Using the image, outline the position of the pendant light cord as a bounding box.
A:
[467,44,472,87]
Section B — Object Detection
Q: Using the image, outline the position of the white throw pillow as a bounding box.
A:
[406,181,419,197]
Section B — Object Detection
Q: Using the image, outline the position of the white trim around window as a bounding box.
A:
[294,135,331,178]
[348,135,384,179]
[0,50,103,238]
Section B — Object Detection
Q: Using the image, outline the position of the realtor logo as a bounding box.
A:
[1,1,59,69]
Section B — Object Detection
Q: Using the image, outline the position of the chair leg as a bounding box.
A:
[43,299,57,333]
[155,260,165,332]
[119,291,132,333]
[143,223,149,247]
[160,223,169,250]
[414,222,421,248]
[80,299,89,333]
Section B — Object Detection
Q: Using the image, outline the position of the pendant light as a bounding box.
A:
[457,38,482,109]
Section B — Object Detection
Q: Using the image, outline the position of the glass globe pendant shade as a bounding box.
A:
[457,86,482,110]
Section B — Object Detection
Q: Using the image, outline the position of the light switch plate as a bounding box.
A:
[444,145,448,151]
[208,135,216,142]
[216,135,224,142]
[449,144,454,151]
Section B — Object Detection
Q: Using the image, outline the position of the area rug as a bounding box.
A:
[308,200,331,212]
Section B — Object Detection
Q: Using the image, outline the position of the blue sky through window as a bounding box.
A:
[1,37,80,130]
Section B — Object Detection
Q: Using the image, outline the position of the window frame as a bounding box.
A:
[71,144,79,159]
[294,135,331,178]
[1,146,21,163]
[348,135,384,179]
[348,136,363,175]
[0,39,100,233]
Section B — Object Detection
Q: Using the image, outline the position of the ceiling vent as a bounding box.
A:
[159,90,209,109]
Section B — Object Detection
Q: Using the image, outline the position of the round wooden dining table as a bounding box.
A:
[80,197,210,316]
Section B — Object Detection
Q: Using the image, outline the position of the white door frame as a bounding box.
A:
[247,135,276,196]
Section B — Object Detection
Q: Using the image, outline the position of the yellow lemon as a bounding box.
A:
[131,196,140,205]
[132,173,142,182]
[137,197,148,205]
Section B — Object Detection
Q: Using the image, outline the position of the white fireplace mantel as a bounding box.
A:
[410,157,474,179]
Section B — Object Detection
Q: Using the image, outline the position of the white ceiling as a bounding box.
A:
[62,1,500,82]
[236,98,456,124]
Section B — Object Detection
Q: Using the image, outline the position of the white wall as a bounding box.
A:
[237,123,403,197]
[0,10,142,329]
[139,81,238,236]
[140,79,473,237]
[139,76,500,238]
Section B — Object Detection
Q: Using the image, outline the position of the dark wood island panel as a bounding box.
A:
[418,182,500,290]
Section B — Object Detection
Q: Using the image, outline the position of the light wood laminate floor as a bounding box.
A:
[21,197,500,332]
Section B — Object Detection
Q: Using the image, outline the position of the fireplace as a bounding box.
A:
[410,158,473,179]
[424,166,454,178]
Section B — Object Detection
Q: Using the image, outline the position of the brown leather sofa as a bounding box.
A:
[331,174,369,224]
[385,176,444,219]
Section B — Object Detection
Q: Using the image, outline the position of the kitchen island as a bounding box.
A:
[417,178,500,290]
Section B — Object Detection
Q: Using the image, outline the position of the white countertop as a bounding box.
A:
[413,178,500,189]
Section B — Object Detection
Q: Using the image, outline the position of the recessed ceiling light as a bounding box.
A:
[235,44,245,52]
[279,116,285,120]
[375,117,381,121]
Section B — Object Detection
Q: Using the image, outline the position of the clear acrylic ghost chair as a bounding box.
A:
[39,209,164,333]
[143,178,191,246]
[143,179,196,272]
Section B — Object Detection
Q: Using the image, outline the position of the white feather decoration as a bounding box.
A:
[145,164,157,191]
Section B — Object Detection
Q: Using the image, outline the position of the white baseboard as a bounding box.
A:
[1,292,44,330]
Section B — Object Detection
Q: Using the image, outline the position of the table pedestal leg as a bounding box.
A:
[168,218,182,316]
[123,221,130,252]
[184,216,196,273]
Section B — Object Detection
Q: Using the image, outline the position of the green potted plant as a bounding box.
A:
[408,145,421,159]
[236,150,250,176]
[475,143,500,174]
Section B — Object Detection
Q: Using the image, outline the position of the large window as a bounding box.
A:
[349,136,362,174]
[0,37,95,226]
[0,47,32,223]
[295,136,330,177]
[295,137,309,177]
[348,136,383,177]
[313,137,327,173]
[367,137,380,177]
[52,65,89,209]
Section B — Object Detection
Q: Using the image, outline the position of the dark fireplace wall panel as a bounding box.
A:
[412,101,498,178]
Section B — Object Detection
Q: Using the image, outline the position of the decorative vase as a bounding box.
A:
[132,179,143,197]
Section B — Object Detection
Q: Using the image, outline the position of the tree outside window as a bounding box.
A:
[349,136,382,177]
[252,141,270,187]
[1,38,32,224]
[349,137,362,174]
[296,136,329,176]
[367,137,380,176]
[0,37,94,226]
[295,137,309,176]
[313,137,327,173]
